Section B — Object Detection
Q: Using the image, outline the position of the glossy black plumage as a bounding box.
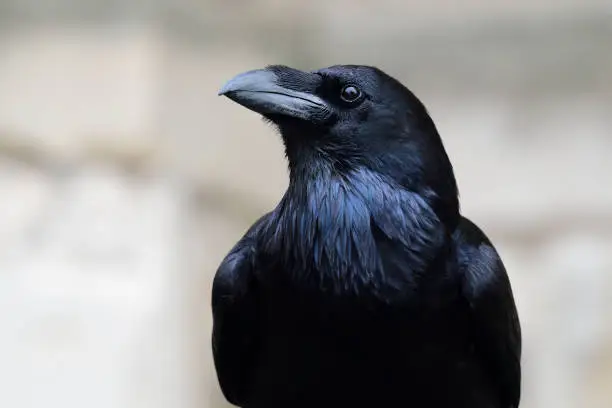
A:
[212,65,521,408]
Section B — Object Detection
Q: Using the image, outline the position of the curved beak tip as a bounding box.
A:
[217,82,233,96]
[217,69,275,97]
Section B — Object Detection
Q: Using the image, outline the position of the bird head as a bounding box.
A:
[219,64,459,228]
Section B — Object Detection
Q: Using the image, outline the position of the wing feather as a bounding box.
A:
[455,216,522,408]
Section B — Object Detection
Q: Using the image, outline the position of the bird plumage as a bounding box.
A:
[212,64,521,408]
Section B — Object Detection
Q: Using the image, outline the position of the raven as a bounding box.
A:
[212,65,521,408]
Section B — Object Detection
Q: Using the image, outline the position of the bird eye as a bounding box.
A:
[340,85,361,102]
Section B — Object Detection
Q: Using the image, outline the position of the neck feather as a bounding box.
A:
[261,165,447,300]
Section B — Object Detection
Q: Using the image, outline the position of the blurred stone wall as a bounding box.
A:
[0,1,610,408]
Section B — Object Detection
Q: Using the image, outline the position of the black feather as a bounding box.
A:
[212,64,521,408]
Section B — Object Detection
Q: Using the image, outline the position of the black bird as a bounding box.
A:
[212,64,521,408]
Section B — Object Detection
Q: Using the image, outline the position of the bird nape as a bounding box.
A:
[212,64,522,408]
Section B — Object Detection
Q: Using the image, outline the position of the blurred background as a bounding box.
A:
[0,1,611,407]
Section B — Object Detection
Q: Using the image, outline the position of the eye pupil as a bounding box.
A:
[340,85,361,102]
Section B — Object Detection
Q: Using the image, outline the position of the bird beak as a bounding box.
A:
[218,66,329,122]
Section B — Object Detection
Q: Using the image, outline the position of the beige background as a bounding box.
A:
[0,1,610,407]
